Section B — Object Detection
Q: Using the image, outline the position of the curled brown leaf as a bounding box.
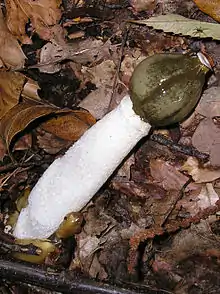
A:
[0,102,58,150]
[0,100,96,152]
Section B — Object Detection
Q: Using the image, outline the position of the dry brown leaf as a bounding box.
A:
[0,71,26,119]
[0,100,96,151]
[39,41,66,73]
[196,87,220,118]
[40,110,96,141]
[37,132,68,154]
[192,118,220,167]
[76,234,107,279]
[34,38,116,73]
[182,157,220,183]
[160,220,220,265]
[150,158,193,191]
[192,119,219,153]
[0,9,26,68]
[38,39,104,73]
[178,183,219,216]
[0,101,58,150]
[79,60,117,119]
[5,0,62,44]
[194,0,220,22]
[190,87,220,166]
[78,234,100,260]
[79,88,112,120]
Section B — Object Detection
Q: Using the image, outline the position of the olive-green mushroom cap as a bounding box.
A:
[129,53,209,127]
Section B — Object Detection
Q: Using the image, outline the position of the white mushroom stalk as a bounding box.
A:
[14,95,150,239]
[14,53,210,239]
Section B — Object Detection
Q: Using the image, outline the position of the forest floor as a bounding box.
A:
[0,1,220,293]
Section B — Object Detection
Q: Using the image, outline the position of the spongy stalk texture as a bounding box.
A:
[13,95,151,239]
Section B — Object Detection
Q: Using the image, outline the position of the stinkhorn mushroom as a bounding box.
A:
[14,53,210,239]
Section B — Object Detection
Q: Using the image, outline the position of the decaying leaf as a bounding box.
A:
[0,71,26,119]
[76,234,107,279]
[160,220,220,265]
[37,40,99,73]
[5,0,62,44]
[0,100,96,151]
[79,60,116,119]
[195,87,220,119]
[39,41,64,73]
[34,38,116,73]
[130,14,220,40]
[182,157,220,183]
[194,0,220,23]
[192,119,220,167]
[0,9,26,69]
[37,132,68,155]
[191,87,220,167]
[178,183,219,217]
[150,158,192,191]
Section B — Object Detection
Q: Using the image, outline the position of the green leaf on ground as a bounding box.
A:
[130,14,220,40]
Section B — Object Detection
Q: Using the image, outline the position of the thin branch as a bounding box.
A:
[0,259,145,294]
[150,133,209,161]
[107,24,130,112]
[0,158,53,175]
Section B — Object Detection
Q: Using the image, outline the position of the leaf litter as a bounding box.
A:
[0,0,220,293]
[5,0,62,44]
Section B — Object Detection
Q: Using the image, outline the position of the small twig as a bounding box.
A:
[107,24,130,112]
[161,178,192,227]
[0,158,53,175]
[0,259,143,294]
[150,133,209,161]
[0,167,30,190]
